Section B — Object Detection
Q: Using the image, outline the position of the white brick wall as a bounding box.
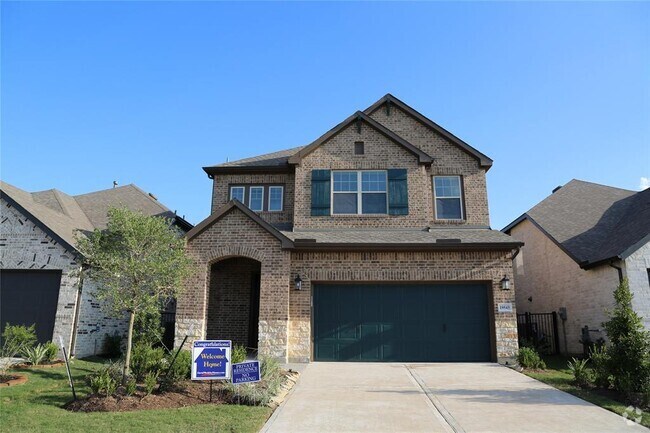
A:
[623,241,650,330]
[0,198,127,358]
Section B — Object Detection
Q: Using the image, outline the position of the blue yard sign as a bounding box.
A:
[191,340,231,381]
[232,361,261,384]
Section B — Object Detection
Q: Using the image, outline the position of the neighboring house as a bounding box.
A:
[0,182,192,358]
[176,94,523,364]
[503,180,650,355]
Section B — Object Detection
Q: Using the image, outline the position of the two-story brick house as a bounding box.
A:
[176,94,522,364]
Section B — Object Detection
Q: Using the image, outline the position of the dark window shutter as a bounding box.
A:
[311,170,331,216]
[388,169,408,215]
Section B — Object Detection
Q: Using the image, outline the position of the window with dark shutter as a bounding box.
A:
[387,169,408,215]
[311,169,331,216]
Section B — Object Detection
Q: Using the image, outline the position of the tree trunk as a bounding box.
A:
[122,310,136,384]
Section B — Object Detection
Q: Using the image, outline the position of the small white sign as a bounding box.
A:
[497,302,513,313]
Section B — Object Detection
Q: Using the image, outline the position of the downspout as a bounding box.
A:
[609,261,623,283]
[69,264,88,358]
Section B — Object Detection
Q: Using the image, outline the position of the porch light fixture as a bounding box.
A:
[294,275,303,291]
[500,276,510,290]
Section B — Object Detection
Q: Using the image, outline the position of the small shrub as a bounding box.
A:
[143,371,159,396]
[124,379,137,396]
[517,347,546,369]
[88,364,120,397]
[43,342,59,363]
[602,278,650,397]
[225,356,284,406]
[1,324,37,357]
[589,345,611,389]
[133,310,164,346]
[160,350,191,390]
[130,343,165,381]
[22,344,48,365]
[232,345,247,364]
[568,358,592,387]
[102,332,123,358]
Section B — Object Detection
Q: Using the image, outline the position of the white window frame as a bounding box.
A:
[433,176,464,220]
[230,186,245,203]
[268,186,284,212]
[331,170,388,215]
[248,186,264,212]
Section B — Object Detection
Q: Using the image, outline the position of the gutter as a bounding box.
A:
[290,241,524,252]
[609,262,623,282]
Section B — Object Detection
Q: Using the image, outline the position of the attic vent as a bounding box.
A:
[354,141,365,155]
[552,186,562,194]
[148,193,158,200]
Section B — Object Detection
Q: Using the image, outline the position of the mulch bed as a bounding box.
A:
[0,373,28,387]
[66,381,229,413]
[14,360,65,369]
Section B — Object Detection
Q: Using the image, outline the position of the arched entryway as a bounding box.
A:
[206,257,261,350]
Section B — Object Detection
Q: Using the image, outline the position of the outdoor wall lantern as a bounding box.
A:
[500,276,510,290]
[294,275,303,291]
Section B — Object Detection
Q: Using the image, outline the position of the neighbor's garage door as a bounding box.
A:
[0,270,62,344]
[314,283,491,362]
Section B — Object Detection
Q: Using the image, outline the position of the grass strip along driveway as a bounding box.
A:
[524,355,649,428]
[0,357,271,433]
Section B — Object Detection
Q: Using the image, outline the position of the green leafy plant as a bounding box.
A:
[102,332,123,358]
[589,345,611,389]
[1,324,37,357]
[224,356,284,406]
[133,310,165,347]
[602,278,650,397]
[160,350,191,390]
[567,357,592,387]
[88,364,120,397]
[22,344,49,366]
[130,343,166,381]
[43,342,59,363]
[517,346,546,369]
[76,207,194,383]
[124,379,137,396]
[232,345,247,364]
[143,371,159,396]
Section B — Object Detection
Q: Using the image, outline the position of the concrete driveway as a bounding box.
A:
[261,363,649,433]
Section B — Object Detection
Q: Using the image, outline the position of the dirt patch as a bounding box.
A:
[66,381,229,412]
[14,361,65,369]
[0,373,28,387]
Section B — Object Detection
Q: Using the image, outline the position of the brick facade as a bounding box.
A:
[0,199,127,358]
[624,241,650,331]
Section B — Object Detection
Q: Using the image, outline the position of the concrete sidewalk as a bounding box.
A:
[262,362,649,433]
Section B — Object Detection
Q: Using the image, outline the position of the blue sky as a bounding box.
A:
[2,1,648,229]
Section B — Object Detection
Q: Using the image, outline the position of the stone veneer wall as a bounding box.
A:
[510,219,620,354]
[211,173,294,226]
[206,257,260,346]
[623,241,650,331]
[293,122,431,229]
[176,207,291,361]
[369,105,490,227]
[288,249,518,363]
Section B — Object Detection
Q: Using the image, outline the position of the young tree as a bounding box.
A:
[76,207,193,383]
[602,278,650,396]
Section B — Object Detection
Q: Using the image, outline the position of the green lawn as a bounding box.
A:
[524,355,650,428]
[0,358,271,433]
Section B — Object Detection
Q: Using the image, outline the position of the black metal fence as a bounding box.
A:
[517,312,560,355]
[161,311,176,350]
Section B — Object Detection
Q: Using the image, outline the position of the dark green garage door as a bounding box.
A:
[314,283,491,362]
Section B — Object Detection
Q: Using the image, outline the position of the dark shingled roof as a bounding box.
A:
[503,179,650,268]
[1,181,192,253]
[207,146,304,169]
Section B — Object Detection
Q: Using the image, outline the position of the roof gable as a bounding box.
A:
[364,94,493,169]
[288,111,433,164]
[503,179,648,268]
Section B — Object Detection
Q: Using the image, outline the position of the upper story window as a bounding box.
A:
[332,170,387,215]
[433,176,464,220]
[229,185,283,212]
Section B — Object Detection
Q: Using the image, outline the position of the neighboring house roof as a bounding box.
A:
[188,200,522,251]
[502,179,649,269]
[0,181,193,254]
[363,93,493,169]
[203,93,496,176]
